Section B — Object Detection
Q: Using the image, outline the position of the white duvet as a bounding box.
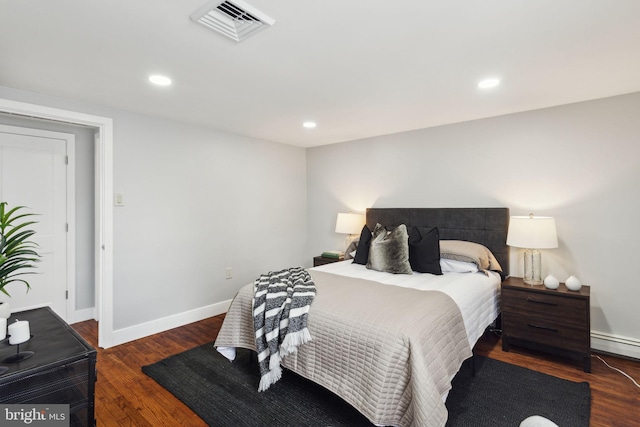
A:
[310,259,501,349]
[219,261,500,362]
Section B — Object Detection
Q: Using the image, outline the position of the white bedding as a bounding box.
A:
[310,259,501,349]
[218,261,499,363]
[216,262,501,426]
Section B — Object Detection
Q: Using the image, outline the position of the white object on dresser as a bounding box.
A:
[0,317,6,340]
[8,319,30,345]
[565,275,582,291]
[543,274,560,289]
[0,301,10,319]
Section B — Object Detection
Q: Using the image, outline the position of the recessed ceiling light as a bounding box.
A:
[303,121,317,129]
[478,78,500,89]
[149,75,172,86]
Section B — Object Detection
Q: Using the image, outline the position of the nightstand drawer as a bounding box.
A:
[503,312,590,353]
[502,288,588,327]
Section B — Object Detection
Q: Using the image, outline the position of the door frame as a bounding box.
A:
[0,98,114,348]
[0,124,76,320]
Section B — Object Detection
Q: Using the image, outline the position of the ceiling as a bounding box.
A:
[1,1,639,148]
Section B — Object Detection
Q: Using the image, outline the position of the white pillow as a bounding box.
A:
[440,258,479,273]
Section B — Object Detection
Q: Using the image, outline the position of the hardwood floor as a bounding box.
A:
[72,316,640,427]
[72,317,222,427]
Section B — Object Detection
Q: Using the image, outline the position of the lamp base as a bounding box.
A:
[523,249,543,285]
[343,235,352,253]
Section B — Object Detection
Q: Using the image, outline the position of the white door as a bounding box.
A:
[0,124,74,321]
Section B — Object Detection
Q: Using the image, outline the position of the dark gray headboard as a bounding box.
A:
[366,207,510,277]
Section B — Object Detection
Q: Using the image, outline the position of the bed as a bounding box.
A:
[215,207,510,427]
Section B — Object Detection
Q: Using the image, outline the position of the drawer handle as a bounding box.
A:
[526,298,558,306]
[527,323,559,332]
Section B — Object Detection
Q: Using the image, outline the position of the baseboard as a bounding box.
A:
[69,307,97,325]
[591,330,640,360]
[15,303,96,326]
[109,299,232,348]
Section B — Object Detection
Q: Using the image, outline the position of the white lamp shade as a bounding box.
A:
[506,216,558,249]
[335,212,364,235]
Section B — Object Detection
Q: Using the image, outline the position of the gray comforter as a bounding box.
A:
[214,269,472,427]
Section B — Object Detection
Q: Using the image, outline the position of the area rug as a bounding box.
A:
[142,344,591,427]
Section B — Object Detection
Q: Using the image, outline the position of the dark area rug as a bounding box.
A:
[142,344,590,427]
[446,356,590,426]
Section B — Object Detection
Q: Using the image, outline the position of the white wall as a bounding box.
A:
[0,86,307,337]
[307,92,640,358]
[111,114,307,329]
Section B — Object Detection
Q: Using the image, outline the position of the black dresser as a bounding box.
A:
[0,307,96,427]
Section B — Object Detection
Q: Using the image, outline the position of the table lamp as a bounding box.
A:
[506,214,558,285]
[335,212,364,252]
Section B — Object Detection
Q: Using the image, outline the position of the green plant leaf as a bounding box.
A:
[0,202,41,295]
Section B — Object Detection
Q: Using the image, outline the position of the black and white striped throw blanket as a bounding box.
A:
[253,267,316,391]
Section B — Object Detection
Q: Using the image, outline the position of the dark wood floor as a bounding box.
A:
[72,315,640,427]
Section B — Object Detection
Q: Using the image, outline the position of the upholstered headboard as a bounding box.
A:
[366,207,510,277]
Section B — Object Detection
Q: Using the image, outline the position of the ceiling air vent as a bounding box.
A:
[190,0,275,42]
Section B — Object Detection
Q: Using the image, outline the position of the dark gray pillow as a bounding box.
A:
[408,226,442,275]
[366,223,412,274]
[352,225,372,265]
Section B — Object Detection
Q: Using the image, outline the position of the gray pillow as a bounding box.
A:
[366,223,412,274]
[439,240,502,273]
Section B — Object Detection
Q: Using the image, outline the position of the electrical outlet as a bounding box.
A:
[225,267,233,279]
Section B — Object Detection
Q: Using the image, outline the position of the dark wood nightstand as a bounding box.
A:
[313,256,344,267]
[501,276,591,372]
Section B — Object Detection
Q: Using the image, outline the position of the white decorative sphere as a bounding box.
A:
[565,275,582,291]
[543,275,560,289]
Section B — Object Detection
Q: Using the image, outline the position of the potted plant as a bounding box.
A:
[0,202,41,318]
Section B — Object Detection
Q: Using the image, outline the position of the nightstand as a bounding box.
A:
[313,256,343,267]
[501,276,591,372]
